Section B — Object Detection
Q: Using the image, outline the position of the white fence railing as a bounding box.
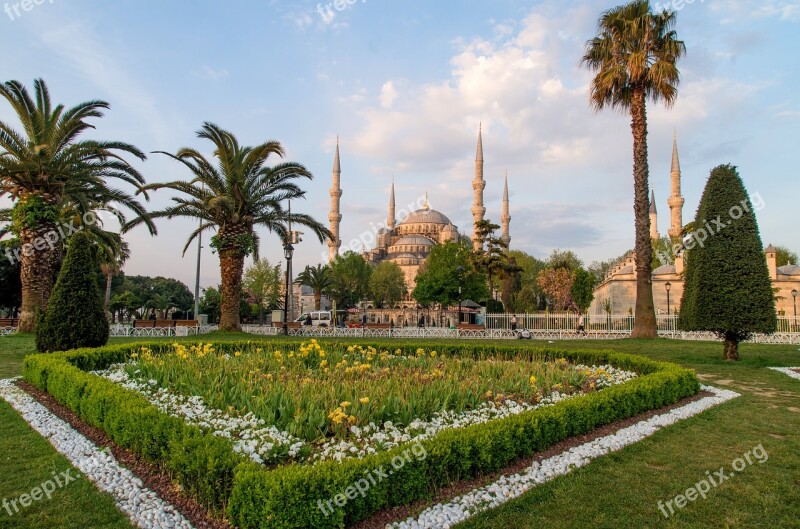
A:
[109,324,219,337]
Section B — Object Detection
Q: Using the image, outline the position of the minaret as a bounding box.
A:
[649,189,660,240]
[471,124,486,250]
[667,131,685,239]
[387,177,396,231]
[327,137,342,261]
[501,171,511,247]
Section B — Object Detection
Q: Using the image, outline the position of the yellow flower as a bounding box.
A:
[359,397,369,405]
[430,351,437,358]
[340,401,351,408]
[234,350,242,357]
[347,415,357,425]
[485,390,493,398]
[529,376,537,385]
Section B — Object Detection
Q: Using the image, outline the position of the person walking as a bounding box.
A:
[577,313,586,335]
[511,315,518,331]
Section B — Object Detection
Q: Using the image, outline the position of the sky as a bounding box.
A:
[1,0,798,292]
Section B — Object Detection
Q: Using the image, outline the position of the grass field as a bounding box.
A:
[1,333,798,529]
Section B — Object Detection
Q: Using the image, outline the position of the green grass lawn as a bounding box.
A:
[0,333,798,529]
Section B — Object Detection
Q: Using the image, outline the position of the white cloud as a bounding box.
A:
[380,81,398,109]
[196,65,230,81]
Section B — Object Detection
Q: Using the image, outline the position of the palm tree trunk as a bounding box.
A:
[18,222,58,332]
[219,248,245,331]
[104,270,113,318]
[315,290,321,310]
[630,85,657,339]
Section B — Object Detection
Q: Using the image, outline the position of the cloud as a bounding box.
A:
[380,81,398,109]
[196,65,230,81]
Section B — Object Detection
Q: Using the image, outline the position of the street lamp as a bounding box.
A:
[282,241,294,336]
[665,282,672,316]
[456,266,465,326]
[792,289,798,330]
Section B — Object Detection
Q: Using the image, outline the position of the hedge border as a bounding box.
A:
[22,340,699,528]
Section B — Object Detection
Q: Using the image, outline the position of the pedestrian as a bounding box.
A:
[304,313,312,326]
[577,313,586,335]
[361,313,367,328]
[511,314,517,331]
[418,315,425,328]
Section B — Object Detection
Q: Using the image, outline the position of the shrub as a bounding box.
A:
[679,164,776,360]
[36,231,109,352]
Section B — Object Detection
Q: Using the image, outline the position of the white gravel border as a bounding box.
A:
[389,385,740,529]
[768,367,800,381]
[0,378,194,529]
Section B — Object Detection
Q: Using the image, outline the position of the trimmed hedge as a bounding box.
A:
[23,340,700,528]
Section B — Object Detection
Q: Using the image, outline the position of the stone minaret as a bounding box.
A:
[649,189,660,240]
[327,137,342,261]
[471,124,486,250]
[501,171,511,247]
[667,131,685,239]
[387,177,396,230]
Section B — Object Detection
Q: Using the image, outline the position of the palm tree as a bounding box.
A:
[0,79,155,331]
[137,123,331,331]
[99,238,130,316]
[295,264,332,310]
[581,1,685,338]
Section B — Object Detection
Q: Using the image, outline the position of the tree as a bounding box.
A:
[134,123,330,331]
[109,291,140,323]
[571,268,597,313]
[500,256,523,312]
[99,238,130,316]
[328,252,372,309]
[36,232,109,352]
[679,165,776,360]
[582,2,686,338]
[472,219,508,299]
[295,264,332,310]
[507,250,547,312]
[774,246,798,267]
[537,268,575,311]
[413,241,487,308]
[199,287,221,324]
[0,79,155,331]
[243,259,282,322]
[369,261,406,308]
[546,249,583,271]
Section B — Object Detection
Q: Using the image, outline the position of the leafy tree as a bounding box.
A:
[537,268,574,311]
[472,219,508,298]
[243,258,282,322]
[109,290,140,323]
[328,252,372,309]
[546,249,583,271]
[99,238,130,315]
[369,261,406,308]
[133,123,330,331]
[0,239,21,312]
[774,245,798,267]
[199,287,221,324]
[679,164,776,360]
[652,237,676,269]
[571,268,597,313]
[582,1,686,338]
[295,264,332,310]
[0,79,155,331]
[507,250,547,312]
[36,232,109,352]
[413,241,487,308]
[500,256,523,312]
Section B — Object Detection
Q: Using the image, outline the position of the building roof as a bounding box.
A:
[653,264,677,275]
[766,244,777,253]
[778,264,800,276]
[399,208,452,226]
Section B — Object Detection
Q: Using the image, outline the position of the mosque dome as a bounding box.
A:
[399,208,452,227]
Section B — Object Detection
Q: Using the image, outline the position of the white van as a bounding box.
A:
[295,311,332,328]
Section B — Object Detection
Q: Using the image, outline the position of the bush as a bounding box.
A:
[36,232,109,352]
[22,339,699,528]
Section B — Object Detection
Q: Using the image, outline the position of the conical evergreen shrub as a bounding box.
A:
[678,164,776,360]
[36,231,109,352]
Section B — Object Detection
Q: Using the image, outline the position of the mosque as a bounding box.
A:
[326,127,511,293]
[590,133,800,318]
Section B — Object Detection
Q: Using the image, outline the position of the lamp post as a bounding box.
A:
[792,289,798,331]
[456,266,464,326]
[665,282,672,316]
[282,241,294,336]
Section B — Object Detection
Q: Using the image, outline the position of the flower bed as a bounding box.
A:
[23,340,700,528]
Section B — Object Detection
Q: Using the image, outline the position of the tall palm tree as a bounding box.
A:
[295,264,332,310]
[99,238,130,315]
[0,79,155,331]
[581,1,685,338]
[137,123,331,331]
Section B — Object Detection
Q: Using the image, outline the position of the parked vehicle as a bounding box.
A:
[295,311,332,327]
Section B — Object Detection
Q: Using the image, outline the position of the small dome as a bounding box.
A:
[442,223,458,233]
